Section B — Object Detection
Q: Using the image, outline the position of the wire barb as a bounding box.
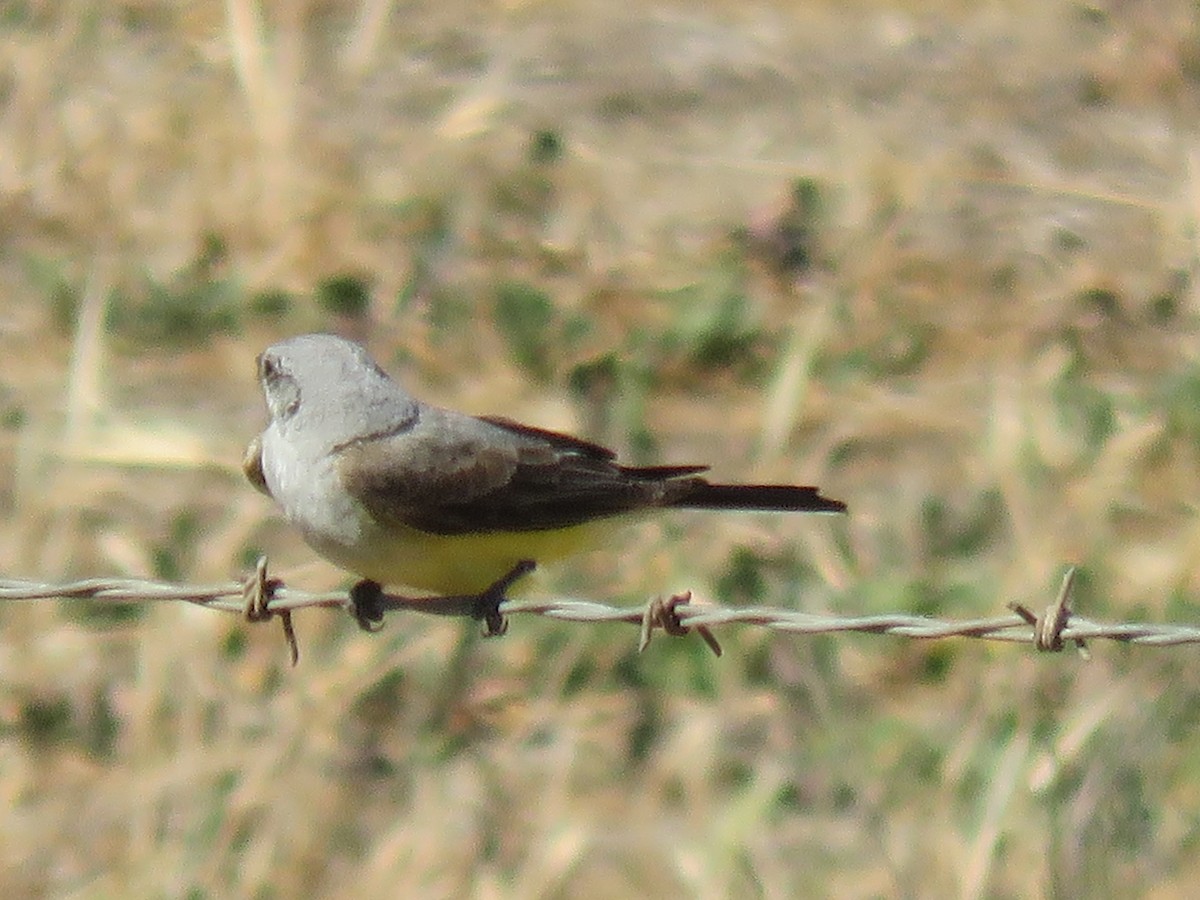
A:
[1008,566,1089,658]
[240,556,297,665]
[639,592,723,656]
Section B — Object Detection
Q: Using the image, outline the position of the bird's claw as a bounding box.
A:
[473,559,536,637]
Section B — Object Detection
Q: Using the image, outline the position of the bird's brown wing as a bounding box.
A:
[476,415,617,460]
[338,408,698,535]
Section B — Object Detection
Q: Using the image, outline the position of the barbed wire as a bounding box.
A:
[2,562,1196,665]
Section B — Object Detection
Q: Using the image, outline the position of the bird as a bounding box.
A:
[243,333,845,629]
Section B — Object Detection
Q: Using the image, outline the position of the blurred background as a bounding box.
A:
[2,0,1199,896]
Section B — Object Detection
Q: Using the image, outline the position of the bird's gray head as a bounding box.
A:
[256,334,418,450]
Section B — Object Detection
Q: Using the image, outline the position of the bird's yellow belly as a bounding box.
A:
[312,519,607,595]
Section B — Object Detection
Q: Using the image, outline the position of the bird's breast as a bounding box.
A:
[260,427,372,551]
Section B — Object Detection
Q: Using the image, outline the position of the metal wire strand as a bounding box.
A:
[0,564,1188,663]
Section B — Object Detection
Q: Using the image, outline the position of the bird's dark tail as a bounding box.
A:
[669,482,846,513]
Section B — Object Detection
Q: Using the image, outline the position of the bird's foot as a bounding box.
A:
[348,579,387,633]
[471,559,537,637]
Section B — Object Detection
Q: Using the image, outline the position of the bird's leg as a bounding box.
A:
[346,560,537,636]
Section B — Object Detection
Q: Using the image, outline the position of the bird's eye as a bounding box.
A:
[259,354,279,380]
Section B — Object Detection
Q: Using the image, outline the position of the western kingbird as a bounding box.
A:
[244,333,844,610]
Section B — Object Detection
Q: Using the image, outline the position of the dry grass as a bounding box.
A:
[2,0,1200,896]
